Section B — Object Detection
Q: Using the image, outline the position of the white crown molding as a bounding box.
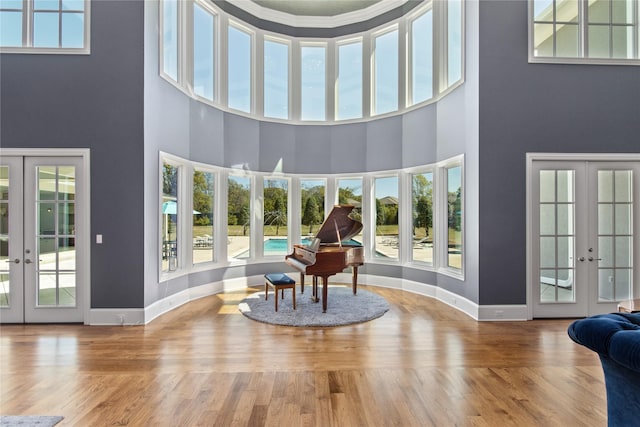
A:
[229,0,409,29]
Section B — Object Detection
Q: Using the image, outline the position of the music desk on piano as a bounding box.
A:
[285,205,364,313]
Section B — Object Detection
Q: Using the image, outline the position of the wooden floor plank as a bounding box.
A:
[0,285,606,426]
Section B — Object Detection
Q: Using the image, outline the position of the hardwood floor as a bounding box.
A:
[0,285,606,426]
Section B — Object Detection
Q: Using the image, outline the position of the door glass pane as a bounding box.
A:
[597,169,633,302]
[615,170,632,202]
[228,175,250,259]
[539,171,555,202]
[34,12,59,47]
[557,170,574,202]
[35,166,77,308]
[193,170,214,265]
[61,12,83,48]
[300,179,325,238]
[538,169,575,303]
[598,204,613,234]
[589,0,610,23]
[540,204,555,235]
[534,23,554,56]
[263,178,288,256]
[0,166,9,307]
[598,170,613,202]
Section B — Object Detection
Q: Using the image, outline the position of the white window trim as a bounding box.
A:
[528,0,640,65]
[0,0,91,54]
[437,155,465,280]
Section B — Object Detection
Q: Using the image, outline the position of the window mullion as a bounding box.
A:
[362,36,372,119]
[255,31,265,117]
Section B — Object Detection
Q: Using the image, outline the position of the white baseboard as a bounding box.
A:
[88,273,528,325]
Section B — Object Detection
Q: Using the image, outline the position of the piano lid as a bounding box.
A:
[314,205,363,244]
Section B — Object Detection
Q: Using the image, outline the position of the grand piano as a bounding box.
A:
[285,205,364,312]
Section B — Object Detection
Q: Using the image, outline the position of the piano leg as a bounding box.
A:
[312,276,319,303]
[352,266,358,295]
[321,276,329,313]
[299,273,305,294]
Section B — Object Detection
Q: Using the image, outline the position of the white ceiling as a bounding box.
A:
[227,0,411,28]
[251,0,383,17]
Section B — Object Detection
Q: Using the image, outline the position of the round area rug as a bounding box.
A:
[238,286,389,327]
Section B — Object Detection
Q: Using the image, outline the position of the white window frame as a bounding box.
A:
[160,0,465,124]
[261,35,292,120]
[437,155,464,279]
[190,1,217,103]
[335,36,365,121]
[0,0,90,54]
[371,24,400,117]
[226,20,255,114]
[159,153,188,281]
[407,3,435,107]
[528,0,640,65]
[408,166,436,267]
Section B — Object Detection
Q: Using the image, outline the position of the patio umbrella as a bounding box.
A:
[162,201,200,214]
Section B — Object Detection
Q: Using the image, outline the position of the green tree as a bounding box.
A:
[193,171,213,226]
[302,197,321,234]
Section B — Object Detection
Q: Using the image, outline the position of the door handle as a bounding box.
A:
[578,257,585,262]
[24,259,33,264]
[4,258,20,264]
[588,257,602,262]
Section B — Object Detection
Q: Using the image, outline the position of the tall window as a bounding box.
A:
[336,39,363,120]
[264,39,289,119]
[447,0,463,85]
[300,44,326,121]
[300,179,326,238]
[373,28,399,115]
[193,170,214,264]
[1,0,89,51]
[162,0,179,80]
[263,178,288,255]
[412,171,433,264]
[228,24,252,113]
[374,176,399,259]
[531,0,640,62]
[337,178,363,243]
[193,3,214,101]
[227,175,251,259]
[446,165,463,270]
[410,9,433,105]
[162,162,179,272]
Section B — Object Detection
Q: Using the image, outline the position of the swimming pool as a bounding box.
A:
[233,238,363,258]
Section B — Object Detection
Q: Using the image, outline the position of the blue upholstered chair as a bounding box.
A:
[568,313,640,427]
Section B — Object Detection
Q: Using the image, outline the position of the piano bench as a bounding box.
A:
[264,273,296,312]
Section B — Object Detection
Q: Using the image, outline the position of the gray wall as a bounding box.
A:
[477,0,640,305]
[0,0,145,309]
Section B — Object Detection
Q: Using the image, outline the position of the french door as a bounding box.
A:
[530,158,640,318]
[0,155,87,323]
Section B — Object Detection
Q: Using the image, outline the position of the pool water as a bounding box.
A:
[234,238,363,258]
